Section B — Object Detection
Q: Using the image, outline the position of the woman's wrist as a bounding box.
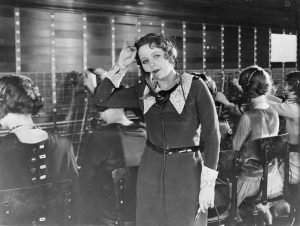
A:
[106,62,128,88]
[200,164,218,189]
[117,61,127,71]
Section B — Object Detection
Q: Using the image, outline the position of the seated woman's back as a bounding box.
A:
[0,130,78,190]
[232,66,283,216]
[234,106,279,176]
[0,74,78,224]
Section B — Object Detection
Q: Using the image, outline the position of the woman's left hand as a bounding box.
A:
[195,187,215,220]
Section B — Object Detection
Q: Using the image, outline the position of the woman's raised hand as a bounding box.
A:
[117,41,137,69]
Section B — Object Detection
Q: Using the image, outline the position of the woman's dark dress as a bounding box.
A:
[95,73,220,226]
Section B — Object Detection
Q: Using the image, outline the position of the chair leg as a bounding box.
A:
[288,207,297,226]
[252,205,260,226]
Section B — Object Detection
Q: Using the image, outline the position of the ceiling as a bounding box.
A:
[0,0,298,29]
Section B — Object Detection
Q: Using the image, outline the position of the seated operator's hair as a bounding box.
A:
[0,75,43,118]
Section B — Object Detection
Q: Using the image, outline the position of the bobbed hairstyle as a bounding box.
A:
[192,72,217,98]
[285,71,300,95]
[134,33,178,72]
[0,75,43,118]
[238,65,272,98]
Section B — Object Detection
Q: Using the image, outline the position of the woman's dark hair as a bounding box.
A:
[285,71,300,95]
[134,33,178,72]
[192,73,217,98]
[0,75,43,118]
[238,65,272,98]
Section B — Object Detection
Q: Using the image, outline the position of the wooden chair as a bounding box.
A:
[230,133,290,226]
[0,179,74,225]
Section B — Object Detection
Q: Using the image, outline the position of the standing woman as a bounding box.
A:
[0,75,78,208]
[94,33,220,226]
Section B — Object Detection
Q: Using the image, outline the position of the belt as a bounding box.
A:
[289,144,299,153]
[146,140,200,155]
[101,218,135,226]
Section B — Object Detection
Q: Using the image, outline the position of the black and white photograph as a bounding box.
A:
[0,0,299,225]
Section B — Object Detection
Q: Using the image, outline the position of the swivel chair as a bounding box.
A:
[231,133,290,226]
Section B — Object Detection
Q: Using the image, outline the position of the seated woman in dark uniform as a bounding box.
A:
[0,75,78,223]
[79,83,147,225]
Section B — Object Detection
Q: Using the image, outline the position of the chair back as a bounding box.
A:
[230,133,289,224]
[0,179,73,225]
[257,133,289,204]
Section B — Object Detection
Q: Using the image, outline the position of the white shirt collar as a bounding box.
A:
[251,95,269,109]
[142,73,193,114]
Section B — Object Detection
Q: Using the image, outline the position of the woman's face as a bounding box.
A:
[138,44,174,81]
[283,81,297,100]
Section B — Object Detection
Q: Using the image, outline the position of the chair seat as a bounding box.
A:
[245,191,284,205]
[207,210,230,223]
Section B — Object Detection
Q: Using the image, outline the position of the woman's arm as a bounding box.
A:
[267,101,298,119]
[93,78,141,109]
[215,91,242,116]
[194,79,220,216]
[195,79,220,170]
[93,42,140,108]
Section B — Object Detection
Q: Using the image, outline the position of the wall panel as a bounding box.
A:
[256,27,269,68]
[86,14,111,70]
[0,6,15,72]
[55,12,83,72]
[139,18,162,35]
[241,27,254,68]
[20,9,51,72]
[186,22,203,71]
[224,26,238,69]
[205,25,221,69]
[164,21,183,70]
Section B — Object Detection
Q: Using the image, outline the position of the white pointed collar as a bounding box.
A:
[142,73,193,114]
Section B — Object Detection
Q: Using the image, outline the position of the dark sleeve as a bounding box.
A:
[48,134,79,182]
[79,131,109,195]
[195,79,220,170]
[93,78,141,108]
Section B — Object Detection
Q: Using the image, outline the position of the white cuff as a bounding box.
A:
[200,164,218,188]
[106,63,127,88]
